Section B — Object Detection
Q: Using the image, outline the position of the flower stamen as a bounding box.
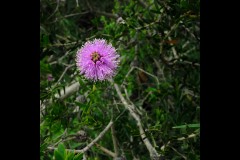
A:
[91,52,101,63]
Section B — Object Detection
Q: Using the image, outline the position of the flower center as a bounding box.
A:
[91,52,101,63]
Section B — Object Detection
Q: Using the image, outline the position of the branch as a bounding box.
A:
[94,10,118,19]
[109,79,160,160]
[47,0,59,20]
[138,0,148,8]
[95,143,116,158]
[55,81,80,100]
[53,64,75,88]
[111,124,120,157]
[153,58,166,81]
[63,11,89,18]
[169,146,187,160]
[134,66,159,86]
[121,66,159,88]
[40,81,80,115]
[167,36,178,59]
[48,120,114,154]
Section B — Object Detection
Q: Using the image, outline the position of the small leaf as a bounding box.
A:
[57,143,66,158]
[54,150,64,160]
[66,151,75,160]
[73,153,83,160]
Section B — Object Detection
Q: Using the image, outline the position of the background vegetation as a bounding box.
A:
[40,0,200,159]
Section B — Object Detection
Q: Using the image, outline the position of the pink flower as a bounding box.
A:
[76,39,120,81]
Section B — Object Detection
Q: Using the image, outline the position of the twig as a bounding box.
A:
[138,0,148,8]
[50,11,89,23]
[63,11,89,18]
[109,79,160,160]
[95,143,116,158]
[134,66,159,85]
[47,0,59,20]
[162,21,181,42]
[76,0,79,7]
[121,67,134,87]
[139,91,152,107]
[85,0,93,12]
[121,66,159,88]
[182,24,199,41]
[52,137,76,147]
[94,10,118,19]
[153,58,166,81]
[41,80,80,105]
[55,81,80,100]
[169,146,187,160]
[167,36,178,59]
[135,20,160,31]
[114,108,127,122]
[111,124,120,157]
[48,120,114,154]
[40,81,80,115]
[54,64,75,86]
[177,133,199,141]
[48,42,78,47]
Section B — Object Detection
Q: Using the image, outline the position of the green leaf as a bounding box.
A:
[73,153,83,160]
[57,143,66,158]
[54,150,64,160]
[66,151,75,160]
[172,123,200,129]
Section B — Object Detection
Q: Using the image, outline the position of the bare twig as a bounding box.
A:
[52,137,76,147]
[76,0,79,7]
[54,64,75,87]
[55,81,80,100]
[111,124,120,157]
[47,0,59,20]
[134,66,159,86]
[182,24,199,40]
[95,143,116,157]
[85,0,93,12]
[63,11,89,18]
[49,64,75,92]
[167,36,178,59]
[121,66,159,88]
[121,67,134,87]
[109,79,160,160]
[138,0,147,8]
[48,41,78,47]
[50,11,89,23]
[48,120,114,154]
[40,81,80,115]
[169,146,187,160]
[153,58,166,81]
[94,10,118,19]
[177,133,199,141]
[162,21,181,42]
[76,120,113,153]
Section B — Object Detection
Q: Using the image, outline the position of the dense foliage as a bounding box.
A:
[40,0,200,159]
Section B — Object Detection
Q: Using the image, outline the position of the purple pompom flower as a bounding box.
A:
[76,39,120,81]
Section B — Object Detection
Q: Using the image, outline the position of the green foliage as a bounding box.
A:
[41,0,200,159]
[53,143,83,160]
